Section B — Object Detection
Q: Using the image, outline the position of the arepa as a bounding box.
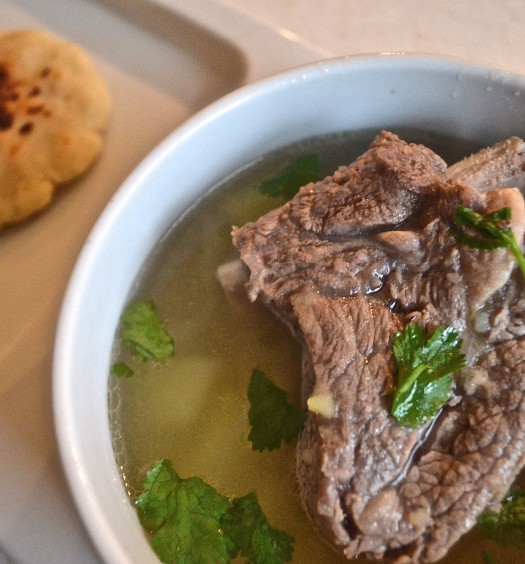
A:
[0,28,111,229]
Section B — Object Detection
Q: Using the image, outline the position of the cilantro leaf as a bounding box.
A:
[136,459,234,564]
[120,299,174,362]
[222,492,294,563]
[135,460,295,564]
[477,488,525,548]
[453,205,525,279]
[390,323,465,428]
[111,361,134,377]
[258,155,321,200]
[247,369,306,451]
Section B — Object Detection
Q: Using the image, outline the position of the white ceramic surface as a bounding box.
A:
[53,53,525,563]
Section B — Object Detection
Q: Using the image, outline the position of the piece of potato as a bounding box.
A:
[0,28,111,229]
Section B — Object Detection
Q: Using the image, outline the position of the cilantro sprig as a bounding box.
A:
[390,322,466,428]
[136,459,294,564]
[120,299,175,362]
[258,155,321,200]
[453,205,525,279]
[222,492,294,564]
[111,361,134,378]
[247,369,306,451]
[137,460,232,563]
[477,488,525,548]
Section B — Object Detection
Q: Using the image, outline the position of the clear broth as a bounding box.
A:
[109,129,524,563]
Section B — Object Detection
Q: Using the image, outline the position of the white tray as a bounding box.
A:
[0,1,327,561]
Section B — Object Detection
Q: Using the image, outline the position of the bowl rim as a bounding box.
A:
[52,51,525,563]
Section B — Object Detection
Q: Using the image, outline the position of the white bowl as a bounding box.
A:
[53,53,525,563]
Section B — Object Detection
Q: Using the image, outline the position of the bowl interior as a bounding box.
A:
[53,53,525,563]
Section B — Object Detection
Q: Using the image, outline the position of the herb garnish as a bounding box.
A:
[258,155,321,200]
[390,322,466,428]
[120,298,174,362]
[477,488,525,548]
[110,361,134,378]
[136,459,294,564]
[222,492,294,563]
[454,205,525,279]
[137,459,232,564]
[247,369,306,451]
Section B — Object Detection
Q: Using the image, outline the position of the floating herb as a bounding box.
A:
[136,459,294,564]
[247,369,306,451]
[111,361,134,378]
[477,488,525,548]
[120,298,174,362]
[258,155,321,200]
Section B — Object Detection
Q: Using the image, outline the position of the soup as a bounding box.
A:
[108,129,524,563]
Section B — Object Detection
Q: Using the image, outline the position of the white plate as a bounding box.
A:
[53,53,525,563]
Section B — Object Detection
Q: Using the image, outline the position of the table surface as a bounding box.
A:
[226,0,525,73]
[1,1,525,563]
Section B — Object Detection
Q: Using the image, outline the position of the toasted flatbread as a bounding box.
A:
[0,29,111,229]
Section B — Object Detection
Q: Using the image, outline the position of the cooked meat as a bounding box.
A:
[232,132,525,562]
[447,136,525,192]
